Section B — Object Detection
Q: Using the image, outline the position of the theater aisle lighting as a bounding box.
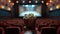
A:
[29,1,31,3]
[16,1,19,3]
[50,0,52,3]
[23,1,25,3]
[35,1,38,3]
[1,5,5,9]
[41,1,44,3]
[50,7,53,11]
[56,5,60,9]
[11,3,14,6]
[8,0,11,3]
[7,7,11,11]
[46,3,49,6]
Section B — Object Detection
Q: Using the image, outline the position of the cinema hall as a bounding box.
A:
[0,0,60,34]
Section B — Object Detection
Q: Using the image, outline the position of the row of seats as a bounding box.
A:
[0,18,60,27]
[0,18,60,34]
[0,27,21,34]
[0,27,60,34]
[36,19,60,27]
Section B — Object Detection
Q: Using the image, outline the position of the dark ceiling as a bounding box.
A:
[11,0,49,3]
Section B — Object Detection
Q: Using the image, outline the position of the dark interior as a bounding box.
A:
[0,0,60,34]
[5,28,19,34]
[42,28,56,34]
[0,29,2,34]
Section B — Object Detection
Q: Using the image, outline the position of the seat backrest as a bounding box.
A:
[5,27,20,34]
[41,27,56,34]
[0,29,2,34]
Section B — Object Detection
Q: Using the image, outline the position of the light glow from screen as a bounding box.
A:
[20,11,41,16]
[19,5,42,17]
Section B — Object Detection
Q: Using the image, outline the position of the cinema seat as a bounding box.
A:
[57,27,60,34]
[0,27,4,34]
[41,27,56,34]
[5,27,20,34]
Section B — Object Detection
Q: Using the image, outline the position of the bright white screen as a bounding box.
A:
[19,5,42,17]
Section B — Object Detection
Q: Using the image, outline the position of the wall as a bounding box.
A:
[0,9,12,16]
[50,9,60,16]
